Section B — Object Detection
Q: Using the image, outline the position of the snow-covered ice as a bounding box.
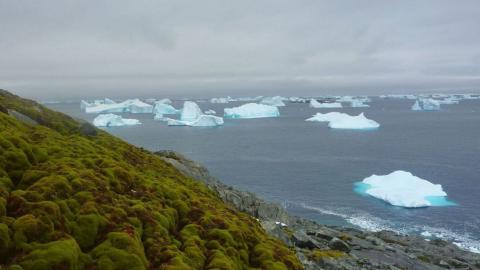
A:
[358,170,451,208]
[260,96,286,107]
[309,99,343,108]
[306,112,379,129]
[224,103,280,119]
[92,114,141,127]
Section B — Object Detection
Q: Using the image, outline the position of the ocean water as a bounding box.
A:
[47,98,480,252]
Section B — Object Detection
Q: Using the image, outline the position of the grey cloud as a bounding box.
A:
[0,0,479,99]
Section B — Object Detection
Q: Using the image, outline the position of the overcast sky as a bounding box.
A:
[1,0,480,99]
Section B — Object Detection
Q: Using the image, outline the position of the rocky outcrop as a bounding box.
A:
[156,150,480,270]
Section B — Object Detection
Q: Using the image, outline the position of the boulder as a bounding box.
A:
[328,238,351,253]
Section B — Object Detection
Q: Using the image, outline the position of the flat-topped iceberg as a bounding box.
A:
[224,103,280,119]
[260,96,286,107]
[356,170,453,208]
[306,112,379,129]
[85,99,153,114]
[167,115,224,127]
[93,114,141,127]
[412,99,441,111]
[309,99,343,108]
[181,101,203,121]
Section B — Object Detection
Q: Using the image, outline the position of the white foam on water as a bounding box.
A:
[293,202,480,254]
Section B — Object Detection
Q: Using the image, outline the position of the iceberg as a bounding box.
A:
[411,99,441,111]
[153,102,179,116]
[260,96,286,107]
[92,114,141,127]
[167,115,223,127]
[85,99,153,114]
[164,101,223,127]
[350,100,370,108]
[205,109,216,114]
[210,97,230,104]
[81,98,116,111]
[224,103,280,119]
[288,96,307,103]
[180,101,203,121]
[309,99,343,108]
[306,112,379,129]
[357,170,452,208]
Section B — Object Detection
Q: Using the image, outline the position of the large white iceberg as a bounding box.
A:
[92,114,141,127]
[85,99,153,114]
[224,103,280,119]
[180,101,203,121]
[167,115,224,127]
[411,99,441,111]
[359,170,450,208]
[309,99,343,108]
[306,112,379,129]
[260,96,286,107]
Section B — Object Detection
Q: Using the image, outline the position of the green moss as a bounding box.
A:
[92,232,148,270]
[72,214,107,250]
[309,249,346,261]
[19,238,89,270]
[0,223,11,261]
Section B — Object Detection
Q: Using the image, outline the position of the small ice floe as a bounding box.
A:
[309,98,343,108]
[93,114,141,127]
[411,99,441,111]
[306,112,379,130]
[210,97,230,104]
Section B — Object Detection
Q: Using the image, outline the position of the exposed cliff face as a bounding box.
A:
[0,90,301,270]
[156,150,480,270]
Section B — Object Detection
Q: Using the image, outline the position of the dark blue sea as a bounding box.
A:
[47,97,480,252]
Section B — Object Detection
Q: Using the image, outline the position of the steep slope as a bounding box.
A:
[0,90,302,270]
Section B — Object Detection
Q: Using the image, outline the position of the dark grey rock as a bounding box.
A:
[79,122,98,136]
[7,109,38,126]
[292,230,321,249]
[329,237,351,253]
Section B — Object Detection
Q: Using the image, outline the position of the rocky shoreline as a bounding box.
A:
[156,150,480,270]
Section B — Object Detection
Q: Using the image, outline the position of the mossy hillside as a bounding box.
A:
[0,90,302,269]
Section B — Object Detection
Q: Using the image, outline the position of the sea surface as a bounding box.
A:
[47,97,480,252]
